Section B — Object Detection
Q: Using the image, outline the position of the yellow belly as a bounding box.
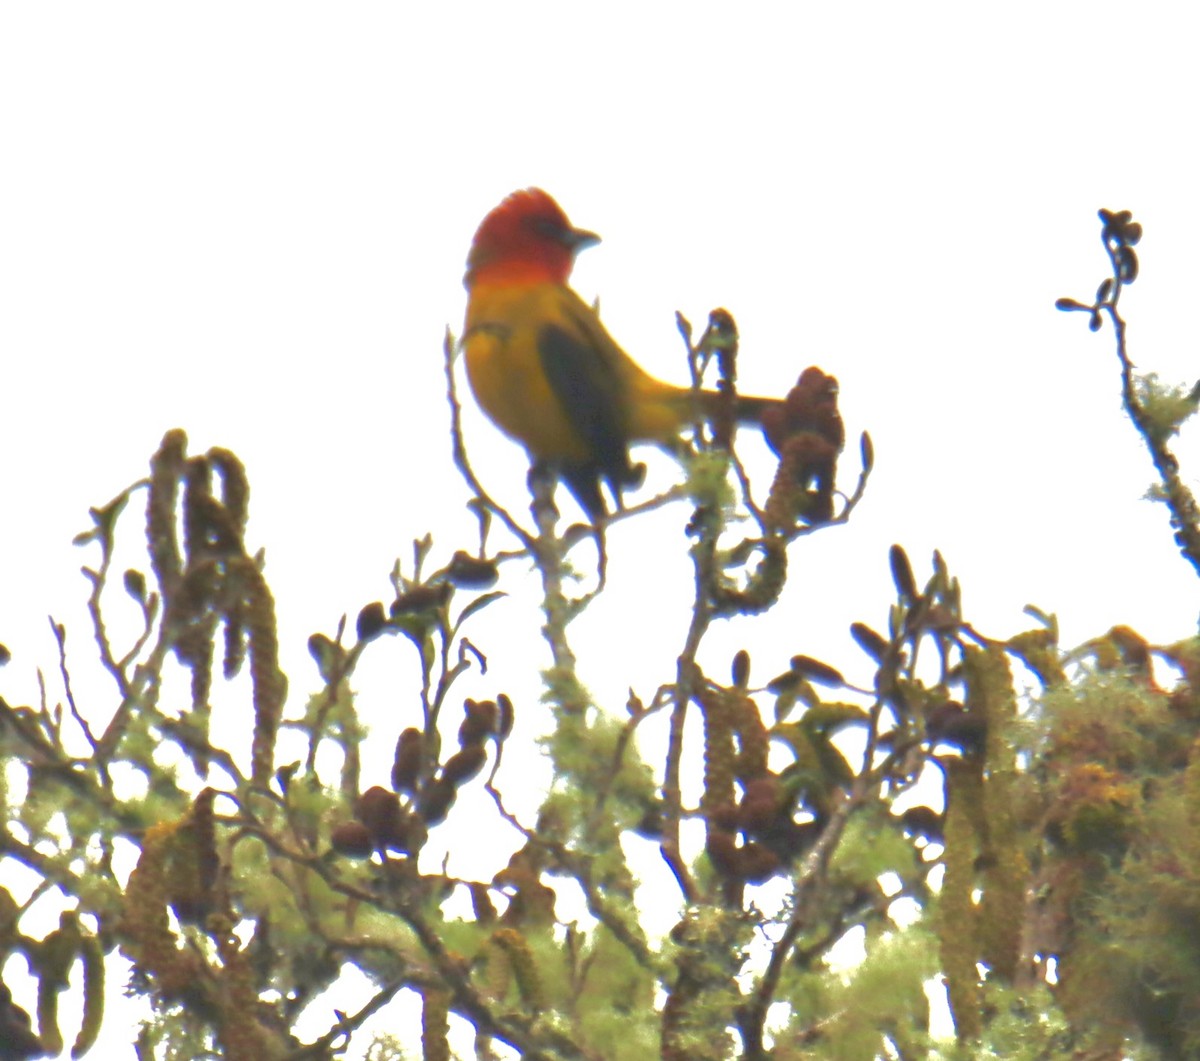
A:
[463,322,596,463]
[463,280,690,464]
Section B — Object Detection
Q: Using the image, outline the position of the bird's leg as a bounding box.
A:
[592,523,607,593]
[529,461,610,598]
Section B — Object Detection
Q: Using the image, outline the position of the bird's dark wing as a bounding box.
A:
[537,295,641,517]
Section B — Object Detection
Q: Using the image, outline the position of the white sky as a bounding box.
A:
[2,3,1199,1056]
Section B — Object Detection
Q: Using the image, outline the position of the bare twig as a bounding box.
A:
[444,328,537,553]
[1058,209,1200,578]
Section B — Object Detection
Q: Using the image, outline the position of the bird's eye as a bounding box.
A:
[529,217,565,241]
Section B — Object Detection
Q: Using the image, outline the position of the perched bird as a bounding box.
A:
[461,188,781,520]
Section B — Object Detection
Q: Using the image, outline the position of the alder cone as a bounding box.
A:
[443,745,487,786]
[355,786,404,849]
[331,820,373,858]
[392,728,423,793]
[458,700,498,746]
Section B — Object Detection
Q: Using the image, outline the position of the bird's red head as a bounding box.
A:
[465,188,600,288]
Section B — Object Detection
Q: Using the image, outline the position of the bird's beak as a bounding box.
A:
[564,226,601,252]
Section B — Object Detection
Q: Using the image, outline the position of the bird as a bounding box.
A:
[461,188,782,521]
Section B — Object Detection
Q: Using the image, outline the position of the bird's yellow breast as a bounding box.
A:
[463,278,696,471]
[463,282,598,463]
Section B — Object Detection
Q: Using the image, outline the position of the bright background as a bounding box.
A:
[2,3,1199,1056]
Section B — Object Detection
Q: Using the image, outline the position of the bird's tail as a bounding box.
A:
[694,370,843,460]
[658,388,781,452]
[730,393,783,425]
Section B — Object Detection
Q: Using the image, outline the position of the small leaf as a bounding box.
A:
[773,685,800,722]
[808,729,856,786]
[860,431,874,473]
[1054,296,1087,311]
[454,590,507,629]
[795,679,821,711]
[770,721,820,767]
[1096,278,1113,303]
[1089,310,1103,332]
[394,616,436,660]
[802,702,871,734]
[772,724,854,801]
